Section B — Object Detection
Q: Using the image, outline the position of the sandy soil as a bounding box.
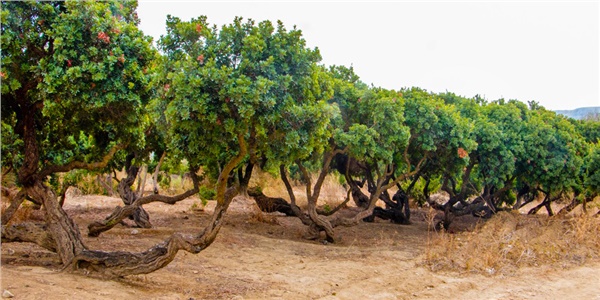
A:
[2,194,600,299]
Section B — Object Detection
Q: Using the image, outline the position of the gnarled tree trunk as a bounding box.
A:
[30,180,87,264]
[117,154,151,228]
[70,186,239,278]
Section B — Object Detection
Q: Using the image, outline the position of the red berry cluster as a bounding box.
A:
[98,32,110,44]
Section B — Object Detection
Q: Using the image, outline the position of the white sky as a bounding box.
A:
[136,1,600,111]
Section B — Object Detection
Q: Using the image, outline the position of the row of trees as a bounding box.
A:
[2,1,599,277]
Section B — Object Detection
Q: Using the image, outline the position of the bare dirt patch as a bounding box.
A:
[2,194,600,299]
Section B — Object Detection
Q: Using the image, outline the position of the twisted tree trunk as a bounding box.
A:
[30,180,87,264]
[118,154,151,228]
[71,186,239,278]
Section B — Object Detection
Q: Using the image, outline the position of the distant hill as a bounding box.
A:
[554,107,600,120]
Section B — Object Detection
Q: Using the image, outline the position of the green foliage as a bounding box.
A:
[52,169,105,195]
[471,101,527,192]
[1,114,24,172]
[518,109,585,194]
[198,185,216,204]
[336,88,409,166]
[583,143,600,198]
[572,118,600,144]
[158,16,333,181]
[1,0,155,178]
[157,171,171,189]
[401,88,476,197]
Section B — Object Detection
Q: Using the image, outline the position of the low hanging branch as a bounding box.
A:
[71,186,239,278]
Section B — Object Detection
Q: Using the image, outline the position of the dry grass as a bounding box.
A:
[424,210,600,275]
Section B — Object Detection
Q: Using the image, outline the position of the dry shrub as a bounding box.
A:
[424,211,600,275]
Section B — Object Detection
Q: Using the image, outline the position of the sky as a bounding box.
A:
[136,1,600,111]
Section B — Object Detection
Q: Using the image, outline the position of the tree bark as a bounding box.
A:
[29,181,86,264]
[528,195,550,215]
[1,222,57,252]
[238,162,254,198]
[97,174,115,196]
[297,157,337,242]
[117,155,151,228]
[136,165,148,197]
[247,187,294,216]
[279,165,312,225]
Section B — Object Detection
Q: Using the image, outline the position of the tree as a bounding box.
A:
[119,15,329,272]
[388,89,475,228]
[517,109,585,215]
[1,0,155,268]
[459,100,527,212]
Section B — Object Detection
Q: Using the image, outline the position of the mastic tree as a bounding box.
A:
[457,100,527,212]
[389,88,475,227]
[109,15,333,273]
[518,109,586,215]
[1,0,155,268]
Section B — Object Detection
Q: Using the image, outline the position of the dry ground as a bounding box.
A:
[2,191,600,299]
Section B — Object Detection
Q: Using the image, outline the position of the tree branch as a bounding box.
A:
[87,170,200,237]
[40,144,125,178]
